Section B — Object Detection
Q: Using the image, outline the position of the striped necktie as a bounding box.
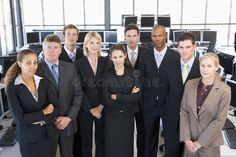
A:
[182,63,188,83]
[130,51,136,67]
[51,64,59,85]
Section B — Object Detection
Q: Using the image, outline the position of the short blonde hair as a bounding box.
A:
[199,52,219,67]
[83,31,102,56]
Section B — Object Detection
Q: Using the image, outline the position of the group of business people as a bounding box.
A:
[4,23,231,157]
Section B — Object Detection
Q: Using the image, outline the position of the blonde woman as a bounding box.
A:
[180,52,231,157]
[75,32,108,157]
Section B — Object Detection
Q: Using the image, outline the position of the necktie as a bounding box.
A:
[51,64,59,85]
[182,63,188,83]
[70,52,76,62]
[130,51,136,67]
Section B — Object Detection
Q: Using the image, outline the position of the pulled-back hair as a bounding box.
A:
[4,49,37,86]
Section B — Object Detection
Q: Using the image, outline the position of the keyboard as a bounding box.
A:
[224,128,236,149]
[0,126,17,146]
[222,118,235,130]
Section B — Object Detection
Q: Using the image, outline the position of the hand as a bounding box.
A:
[185,140,198,153]
[193,141,202,150]
[131,86,140,94]
[55,116,71,130]
[111,94,117,100]
[90,104,104,119]
[42,104,54,115]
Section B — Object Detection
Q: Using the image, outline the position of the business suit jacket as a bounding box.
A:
[59,47,84,63]
[124,45,147,69]
[162,57,200,132]
[180,78,231,149]
[138,47,179,117]
[36,60,83,136]
[6,77,59,143]
[74,56,108,112]
[103,67,142,116]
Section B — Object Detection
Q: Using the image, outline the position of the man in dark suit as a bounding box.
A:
[138,25,179,157]
[36,34,83,157]
[59,24,84,63]
[124,23,146,157]
[162,32,201,157]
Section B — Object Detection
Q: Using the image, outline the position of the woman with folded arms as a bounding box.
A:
[180,52,231,157]
[4,49,59,157]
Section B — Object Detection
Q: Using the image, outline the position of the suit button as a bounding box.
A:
[120,110,123,112]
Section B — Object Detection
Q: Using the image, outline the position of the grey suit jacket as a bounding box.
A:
[37,60,83,136]
[180,77,231,148]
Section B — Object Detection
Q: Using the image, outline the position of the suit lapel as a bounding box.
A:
[41,62,58,90]
[190,78,200,118]
[198,80,220,116]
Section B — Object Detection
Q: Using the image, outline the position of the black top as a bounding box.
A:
[103,67,141,117]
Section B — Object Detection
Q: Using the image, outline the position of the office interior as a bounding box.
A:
[0,0,236,156]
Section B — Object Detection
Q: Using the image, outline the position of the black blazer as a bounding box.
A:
[138,47,179,117]
[74,56,108,112]
[59,47,84,63]
[103,67,142,117]
[124,45,147,69]
[36,60,83,136]
[6,78,59,143]
[162,57,200,131]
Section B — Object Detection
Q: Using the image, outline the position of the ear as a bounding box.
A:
[17,61,22,68]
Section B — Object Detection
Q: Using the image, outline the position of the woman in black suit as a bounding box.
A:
[103,44,141,157]
[4,49,59,157]
[74,31,108,157]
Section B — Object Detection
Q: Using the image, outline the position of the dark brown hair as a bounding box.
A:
[63,24,79,36]
[124,23,140,34]
[178,32,196,45]
[4,49,37,86]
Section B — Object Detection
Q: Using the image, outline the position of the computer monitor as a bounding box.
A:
[104,31,117,43]
[173,30,186,43]
[0,55,17,78]
[26,32,40,44]
[123,16,138,27]
[202,30,217,42]
[218,52,235,75]
[97,31,104,42]
[40,31,54,42]
[225,79,236,116]
[187,30,201,42]
[157,16,171,27]
[77,31,88,43]
[140,15,155,27]
[140,31,152,43]
[0,84,10,118]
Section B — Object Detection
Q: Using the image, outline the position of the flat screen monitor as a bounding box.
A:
[40,31,54,42]
[54,31,64,42]
[104,31,117,43]
[140,31,152,43]
[187,30,201,42]
[124,16,138,27]
[0,55,17,78]
[225,79,236,116]
[157,16,171,27]
[140,16,155,27]
[173,30,186,43]
[202,30,217,42]
[0,85,10,118]
[26,32,40,44]
[77,31,88,43]
[218,52,235,74]
[97,31,104,42]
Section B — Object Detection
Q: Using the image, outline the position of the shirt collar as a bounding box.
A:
[180,55,195,67]
[154,47,167,56]
[64,45,76,56]
[44,59,59,69]
[14,74,42,87]
[127,46,138,55]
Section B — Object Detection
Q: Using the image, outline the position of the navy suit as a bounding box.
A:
[125,45,146,157]
[138,47,179,157]
[59,47,84,63]
[162,57,200,157]
[7,77,59,157]
[74,56,108,157]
